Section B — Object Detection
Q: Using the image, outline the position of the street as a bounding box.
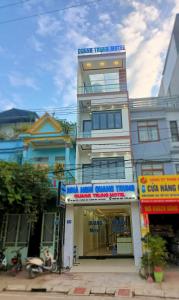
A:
[0,292,177,300]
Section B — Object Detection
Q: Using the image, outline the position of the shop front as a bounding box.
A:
[139,175,179,265]
[63,183,142,268]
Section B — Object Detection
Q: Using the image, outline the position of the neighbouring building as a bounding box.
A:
[130,95,179,259]
[0,112,76,263]
[159,14,179,97]
[0,108,38,163]
[63,46,142,268]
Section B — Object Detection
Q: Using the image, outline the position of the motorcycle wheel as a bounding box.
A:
[51,262,57,273]
[28,267,36,279]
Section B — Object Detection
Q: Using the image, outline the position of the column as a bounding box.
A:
[63,205,74,268]
[131,202,142,268]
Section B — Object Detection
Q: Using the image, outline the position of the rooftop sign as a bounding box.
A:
[78,45,125,55]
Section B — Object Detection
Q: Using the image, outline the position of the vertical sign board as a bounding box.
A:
[57,181,66,207]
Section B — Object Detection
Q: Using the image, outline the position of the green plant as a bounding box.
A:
[140,234,168,278]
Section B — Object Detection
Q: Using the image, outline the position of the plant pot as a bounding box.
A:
[154,271,164,282]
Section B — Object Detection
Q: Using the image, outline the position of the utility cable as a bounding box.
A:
[0,0,103,25]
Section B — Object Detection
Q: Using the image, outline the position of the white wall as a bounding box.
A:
[163,35,177,95]
[131,202,142,267]
[63,205,74,268]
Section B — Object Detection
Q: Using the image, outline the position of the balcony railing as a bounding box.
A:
[78,83,127,94]
[77,131,91,138]
[130,95,179,110]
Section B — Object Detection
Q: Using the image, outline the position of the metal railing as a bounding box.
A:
[130,95,179,110]
[78,83,127,94]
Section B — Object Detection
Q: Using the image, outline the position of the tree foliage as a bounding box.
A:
[0,161,55,223]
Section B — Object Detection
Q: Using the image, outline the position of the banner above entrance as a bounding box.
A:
[138,175,179,202]
[65,183,137,205]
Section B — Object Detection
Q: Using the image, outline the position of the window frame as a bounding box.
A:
[137,121,160,143]
[170,121,179,142]
[176,164,179,174]
[92,110,122,130]
[82,157,125,183]
[141,163,164,175]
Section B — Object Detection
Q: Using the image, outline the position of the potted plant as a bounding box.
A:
[140,234,168,282]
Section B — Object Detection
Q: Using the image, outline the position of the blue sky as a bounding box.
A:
[0,0,178,120]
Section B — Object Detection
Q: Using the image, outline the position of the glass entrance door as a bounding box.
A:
[74,205,133,257]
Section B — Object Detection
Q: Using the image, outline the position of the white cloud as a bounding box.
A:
[37,15,62,36]
[116,0,177,97]
[99,13,111,25]
[29,36,43,52]
[9,72,38,90]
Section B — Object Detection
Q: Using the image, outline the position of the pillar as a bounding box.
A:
[131,202,142,267]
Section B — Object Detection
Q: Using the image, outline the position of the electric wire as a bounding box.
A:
[0,0,31,9]
[0,0,103,25]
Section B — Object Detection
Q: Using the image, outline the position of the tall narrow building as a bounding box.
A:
[64,46,142,268]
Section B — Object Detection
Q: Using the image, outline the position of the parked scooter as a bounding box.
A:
[26,248,57,279]
[9,247,24,276]
[0,248,7,271]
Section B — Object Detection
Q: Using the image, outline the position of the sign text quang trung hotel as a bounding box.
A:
[66,183,137,205]
[139,175,179,214]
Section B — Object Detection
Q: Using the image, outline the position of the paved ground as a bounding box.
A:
[0,292,176,300]
[0,261,179,299]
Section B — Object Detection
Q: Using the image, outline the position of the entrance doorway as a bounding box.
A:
[74,205,133,258]
[149,214,179,264]
[28,214,42,257]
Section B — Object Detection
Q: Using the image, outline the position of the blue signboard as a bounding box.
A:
[66,184,135,194]
[78,45,125,55]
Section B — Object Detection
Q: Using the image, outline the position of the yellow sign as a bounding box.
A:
[138,175,179,201]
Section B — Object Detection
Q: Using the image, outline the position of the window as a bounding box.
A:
[55,156,64,162]
[82,157,125,183]
[170,121,179,142]
[89,72,119,93]
[33,157,49,162]
[92,111,122,130]
[138,121,159,142]
[141,163,164,175]
[41,213,55,245]
[5,214,30,247]
[83,120,91,137]
[82,164,93,183]
[176,164,179,174]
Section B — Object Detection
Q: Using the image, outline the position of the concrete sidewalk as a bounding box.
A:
[0,268,179,298]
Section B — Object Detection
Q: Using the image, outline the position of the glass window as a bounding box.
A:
[17,215,30,246]
[55,156,64,162]
[82,164,92,183]
[42,213,55,244]
[108,113,115,129]
[83,120,91,133]
[138,121,159,142]
[176,164,179,174]
[93,113,100,130]
[100,113,107,129]
[33,156,49,162]
[92,111,122,130]
[5,215,18,246]
[170,121,179,142]
[141,163,163,175]
[92,157,125,180]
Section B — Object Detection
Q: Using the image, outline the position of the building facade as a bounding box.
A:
[130,95,179,256]
[63,46,142,268]
[0,112,76,264]
[159,14,179,97]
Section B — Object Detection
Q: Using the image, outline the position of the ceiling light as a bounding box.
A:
[113,60,120,66]
[86,63,92,68]
[99,61,105,66]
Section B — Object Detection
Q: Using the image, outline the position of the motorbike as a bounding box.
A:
[9,247,24,276]
[26,249,57,279]
[0,248,7,271]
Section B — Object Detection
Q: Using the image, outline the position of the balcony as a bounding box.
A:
[78,83,127,95]
[130,95,179,110]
